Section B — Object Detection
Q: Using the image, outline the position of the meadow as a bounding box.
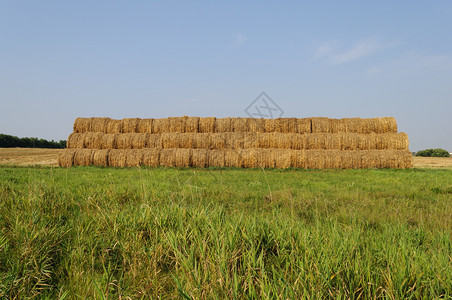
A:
[0,166,451,299]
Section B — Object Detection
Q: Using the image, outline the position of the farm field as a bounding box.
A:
[0,165,451,298]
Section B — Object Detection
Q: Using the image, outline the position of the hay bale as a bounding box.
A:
[175,148,191,167]
[58,149,77,167]
[291,150,307,169]
[73,149,95,166]
[278,118,297,133]
[142,148,161,167]
[152,118,170,134]
[193,133,210,149]
[137,119,153,133]
[121,118,140,133]
[100,134,117,149]
[311,117,330,133]
[147,134,162,148]
[108,149,128,167]
[93,149,110,167]
[264,118,278,133]
[185,117,199,133]
[209,133,227,150]
[116,134,134,149]
[241,149,259,168]
[73,118,91,133]
[178,133,195,149]
[199,117,216,133]
[243,133,259,148]
[160,149,176,167]
[84,132,103,149]
[106,119,123,134]
[169,117,186,133]
[296,118,312,134]
[215,118,232,133]
[273,149,292,169]
[231,118,247,132]
[208,150,225,167]
[161,133,178,149]
[191,149,208,167]
[247,118,265,132]
[224,149,241,167]
[130,133,148,149]
[90,118,110,132]
[66,133,84,149]
[125,149,144,167]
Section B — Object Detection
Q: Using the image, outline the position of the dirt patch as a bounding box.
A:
[0,148,62,166]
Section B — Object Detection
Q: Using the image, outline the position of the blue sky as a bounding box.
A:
[1,1,451,151]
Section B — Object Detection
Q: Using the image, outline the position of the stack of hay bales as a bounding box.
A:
[59,116,412,169]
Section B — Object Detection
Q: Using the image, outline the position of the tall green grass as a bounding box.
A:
[0,166,451,298]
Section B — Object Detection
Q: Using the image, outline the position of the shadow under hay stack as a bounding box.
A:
[61,116,412,169]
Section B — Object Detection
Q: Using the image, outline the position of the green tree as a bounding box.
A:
[416,148,450,157]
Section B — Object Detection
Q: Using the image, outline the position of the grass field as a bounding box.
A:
[0,165,451,298]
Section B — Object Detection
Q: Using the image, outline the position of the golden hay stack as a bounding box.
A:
[215,118,232,133]
[93,149,110,167]
[73,149,95,166]
[168,117,186,133]
[121,118,140,133]
[199,117,216,133]
[142,148,161,167]
[108,149,128,167]
[73,118,91,133]
[58,149,77,167]
[185,117,200,133]
[152,118,170,134]
[137,119,153,133]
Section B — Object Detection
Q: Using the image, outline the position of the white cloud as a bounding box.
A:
[230,33,247,48]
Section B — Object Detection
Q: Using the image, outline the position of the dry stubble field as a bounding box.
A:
[0,148,451,168]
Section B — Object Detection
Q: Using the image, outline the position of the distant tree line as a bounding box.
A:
[0,133,66,148]
[415,148,450,157]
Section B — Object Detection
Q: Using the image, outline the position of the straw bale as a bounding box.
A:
[90,118,110,132]
[169,117,186,133]
[199,117,216,133]
[185,117,200,133]
[147,134,162,148]
[73,149,95,166]
[177,133,194,149]
[231,118,248,132]
[224,149,241,167]
[67,133,84,149]
[296,118,312,134]
[209,133,227,150]
[311,117,330,133]
[159,149,176,167]
[142,148,161,167]
[106,119,123,134]
[192,133,210,149]
[247,118,265,132]
[73,118,91,133]
[273,149,292,169]
[116,134,134,149]
[273,132,291,149]
[175,148,191,167]
[161,133,178,148]
[290,134,306,150]
[93,149,110,167]
[130,133,148,149]
[243,133,259,148]
[137,119,153,133]
[208,150,225,167]
[215,118,232,133]
[256,133,271,148]
[291,150,307,169]
[278,118,297,133]
[264,118,278,133]
[191,149,208,167]
[100,134,117,149]
[58,149,77,167]
[152,118,170,134]
[125,149,144,167]
[108,149,128,167]
[121,118,140,133]
[241,149,259,168]
[84,132,103,149]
